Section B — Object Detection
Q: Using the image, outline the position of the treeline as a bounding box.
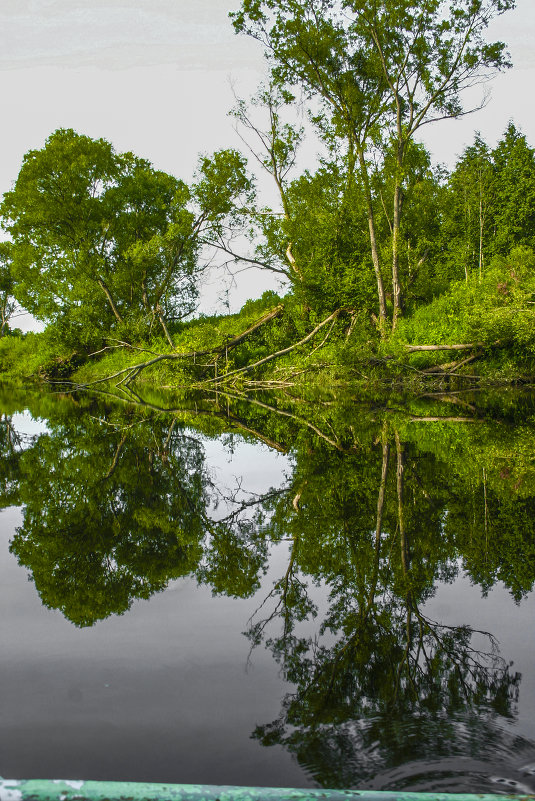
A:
[2,124,534,384]
[1,0,534,384]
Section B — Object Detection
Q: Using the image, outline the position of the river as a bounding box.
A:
[1,385,534,793]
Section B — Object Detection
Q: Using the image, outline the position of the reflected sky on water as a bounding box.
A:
[1,388,535,791]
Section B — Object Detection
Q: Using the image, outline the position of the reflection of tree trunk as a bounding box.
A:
[395,431,409,576]
[5,415,13,450]
[162,418,177,461]
[364,427,390,618]
[394,430,416,697]
[102,433,128,480]
[281,533,300,639]
[292,483,306,511]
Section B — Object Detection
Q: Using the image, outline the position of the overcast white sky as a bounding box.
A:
[1,0,534,324]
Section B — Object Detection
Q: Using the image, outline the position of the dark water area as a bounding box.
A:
[1,385,535,794]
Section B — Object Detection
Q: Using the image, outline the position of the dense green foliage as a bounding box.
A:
[0,0,533,385]
[232,0,515,332]
[0,242,16,337]
[2,4,533,787]
[0,129,252,350]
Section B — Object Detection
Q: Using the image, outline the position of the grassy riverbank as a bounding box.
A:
[1,247,534,391]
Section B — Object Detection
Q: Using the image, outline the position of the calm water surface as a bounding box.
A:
[1,386,535,793]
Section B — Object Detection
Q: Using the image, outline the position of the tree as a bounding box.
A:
[232,1,392,332]
[0,242,16,337]
[353,0,515,327]
[1,129,253,347]
[490,123,535,256]
[442,125,535,281]
[442,134,493,282]
[232,0,515,332]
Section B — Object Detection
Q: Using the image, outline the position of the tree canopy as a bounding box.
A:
[1,129,252,348]
[232,0,516,332]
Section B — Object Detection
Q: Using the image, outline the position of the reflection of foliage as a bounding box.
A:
[1,387,534,790]
[198,505,272,598]
[401,413,535,601]
[243,417,526,788]
[0,413,24,508]
[9,412,211,625]
[1,393,286,626]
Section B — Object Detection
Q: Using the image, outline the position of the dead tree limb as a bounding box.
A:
[407,343,486,353]
[215,304,284,356]
[409,416,480,423]
[199,309,342,387]
[63,304,286,389]
[420,352,482,374]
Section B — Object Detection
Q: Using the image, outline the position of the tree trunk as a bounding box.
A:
[157,307,174,349]
[392,141,405,331]
[365,427,390,617]
[479,169,484,281]
[392,182,402,330]
[97,278,123,324]
[358,151,387,338]
[406,342,484,352]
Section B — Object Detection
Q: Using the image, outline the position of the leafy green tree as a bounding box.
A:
[442,135,493,282]
[0,242,16,337]
[372,140,447,312]
[232,0,515,332]
[1,129,253,348]
[233,91,443,325]
[350,0,514,327]
[490,123,535,257]
[442,125,535,284]
[232,1,391,331]
[255,158,377,317]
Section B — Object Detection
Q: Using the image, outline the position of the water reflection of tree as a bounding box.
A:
[2,390,535,788]
[245,423,524,788]
[8,412,205,624]
[4,401,275,626]
[0,412,23,508]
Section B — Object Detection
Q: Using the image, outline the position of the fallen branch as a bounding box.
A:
[421,352,482,374]
[198,309,342,387]
[407,342,486,353]
[213,304,284,358]
[409,416,480,423]
[55,304,286,390]
[447,353,482,373]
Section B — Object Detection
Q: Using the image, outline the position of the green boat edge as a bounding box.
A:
[0,780,533,801]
